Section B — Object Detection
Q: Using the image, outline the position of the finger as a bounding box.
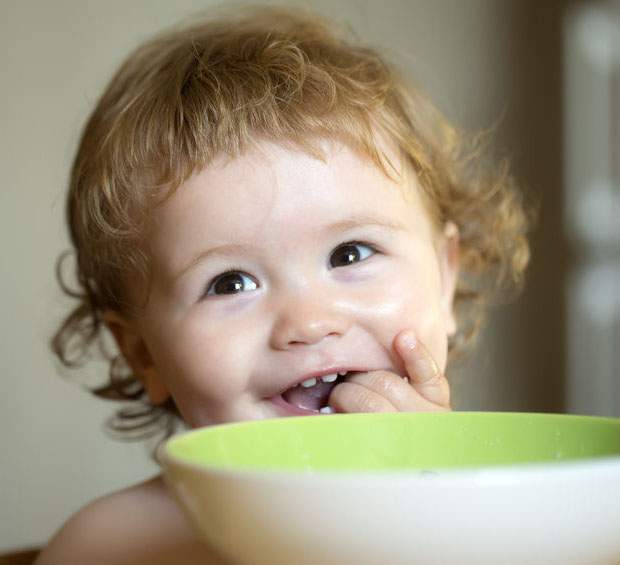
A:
[342,370,442,412]
[328,380,398,414]
[395,331,451,408]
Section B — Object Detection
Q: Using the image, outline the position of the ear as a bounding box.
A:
[437,221,460,336]
[102,311,170,405]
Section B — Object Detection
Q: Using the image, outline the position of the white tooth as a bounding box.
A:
[300,378,317,388]
[337,371,348,377]
[321,373,338,383]
[319,406,333,414]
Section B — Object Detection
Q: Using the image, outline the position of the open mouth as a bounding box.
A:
[280,371,353,413]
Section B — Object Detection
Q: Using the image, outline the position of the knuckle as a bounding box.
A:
[353,370,403,396]
[355,389,382,412]
[419,359,443,386]
[367,371,400,396]
[332,382,393,413]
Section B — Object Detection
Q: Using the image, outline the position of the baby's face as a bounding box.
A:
[129,139,458,426]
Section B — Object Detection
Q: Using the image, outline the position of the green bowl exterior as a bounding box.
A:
[162,411,620,472]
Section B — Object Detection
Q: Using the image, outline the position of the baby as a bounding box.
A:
[38,6,530,564]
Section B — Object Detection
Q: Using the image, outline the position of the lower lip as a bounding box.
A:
[267,395,324,417]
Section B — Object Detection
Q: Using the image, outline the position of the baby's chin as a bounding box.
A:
[183,401,285,428]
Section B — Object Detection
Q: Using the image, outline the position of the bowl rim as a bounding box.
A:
[158,411,620,483]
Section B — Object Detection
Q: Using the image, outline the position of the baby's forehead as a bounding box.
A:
[144,137,436,277]
[140,136,440,281]
[192,135,410,189]
[199,136,430,214]
[147,137,437,257]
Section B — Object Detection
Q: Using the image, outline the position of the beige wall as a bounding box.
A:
[1,0,567,552]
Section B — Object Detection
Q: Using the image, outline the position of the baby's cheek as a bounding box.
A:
[373,309,447,370]
[382,298,448,369]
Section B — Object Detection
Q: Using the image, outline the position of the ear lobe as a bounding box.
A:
[102,311,170,405]
[438,221,460,336]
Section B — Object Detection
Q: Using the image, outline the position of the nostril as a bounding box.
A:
[283,331,341,349]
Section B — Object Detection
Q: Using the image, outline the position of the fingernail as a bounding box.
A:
[400,331,417,349]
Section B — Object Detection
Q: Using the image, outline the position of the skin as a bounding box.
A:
[37,138,459,564]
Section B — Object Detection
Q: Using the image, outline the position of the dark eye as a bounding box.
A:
[206,272,258,296]
[329,242,375,268]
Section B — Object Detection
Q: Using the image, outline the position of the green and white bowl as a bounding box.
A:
[160,412,620,564]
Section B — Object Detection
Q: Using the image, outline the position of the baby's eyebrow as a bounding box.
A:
[328,215,409,234]
[173,243,251,283]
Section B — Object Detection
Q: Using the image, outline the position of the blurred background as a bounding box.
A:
[1,0,619,554]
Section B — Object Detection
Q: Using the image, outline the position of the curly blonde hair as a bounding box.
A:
[52,6,530,438]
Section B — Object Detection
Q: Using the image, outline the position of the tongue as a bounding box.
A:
[282,381,336,411]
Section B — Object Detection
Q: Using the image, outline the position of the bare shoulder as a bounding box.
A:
[36,475,227,565]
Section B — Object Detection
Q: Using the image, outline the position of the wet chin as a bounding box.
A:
[183,402,282,428]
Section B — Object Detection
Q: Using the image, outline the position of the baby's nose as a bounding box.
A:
[269,293,351,350]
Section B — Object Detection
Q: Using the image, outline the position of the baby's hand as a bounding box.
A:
[328,330,451,413]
